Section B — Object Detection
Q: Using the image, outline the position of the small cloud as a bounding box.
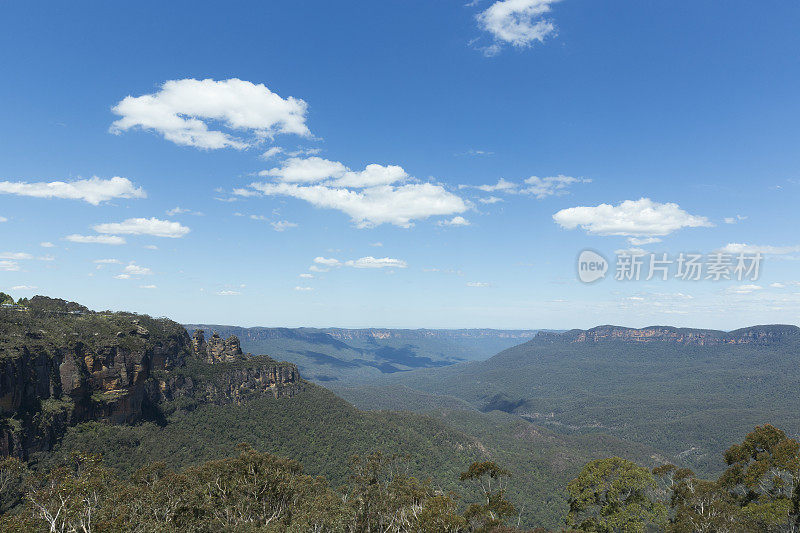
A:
[345,256,408,269]
[439,216,471,227]
[314,257,342,267]
[294,286,314,291]
[37,255,55,262]
[93,217,190,238]
[139,284,157,289]
[144,245,158,250]
[114,274,131,280]
[728,284,763,295]
[0,261,20,271]
[216,290,241,296]
[370,242,383,247]
[627,237,661,246]
[719,243,800,255]
[123,263,153,276]
[40,242,55,248]
[299,273,314,279]
[478,196,503,204]
[11,285,37,290]
[65,235,126,245]
[261,147,284,159]
[466,281,491,287]
[271,220,298,232]
[0,176,146,205]
[770,282,786,288]
[166,207,203,216]
[0,252,34,260]
[309,265,329,273]
[94,258,121,264]
[0,217,7,223]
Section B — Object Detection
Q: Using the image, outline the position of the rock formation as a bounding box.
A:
[0,296,304,459]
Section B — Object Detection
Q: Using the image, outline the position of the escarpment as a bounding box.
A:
[535,324,800,346]
[0,296,304,459]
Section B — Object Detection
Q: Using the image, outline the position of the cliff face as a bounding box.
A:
[0,297,304,459]
[536,325,800,346]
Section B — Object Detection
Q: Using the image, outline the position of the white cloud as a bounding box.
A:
[123,263,153,276]
[627,237,662,246]
[0,261,21,271]
[553,198,713,237]
[247,181,468,228]
[65,235,126,245]
[478,196,503,204]
[166,206,203,216]
[344,256,408,269]
[719,243,800,255]
[0,177,145,205]
[370,242,383,247]
[728,284,763,295]
[314,257,341,267]
[0,252,33,260]
[294,286,314,291]
[260,157,408,189]
[724,214,747,224]
[463,178,518,192]
[770,282,786,288]
[93,217,190,238]
[438,216,471,227]
[249,214,268,220]
[466,281,491,287]
[271,220,298,232]
[262,157,348,183]
[114,274,131,280]
[139,284,157,289]
[308,265,329,273]
[144,245,158,250]
[216,290,241,296]
[37,255,55,262]
[0,217,7,222]
[11,285,36,290]
[94,259,121,269]
[299,273,314,279]
[522,175,590,198]
[40,242,55,248]
[476,0,560,56]
[261,147,284,159]
[110,78,310,150]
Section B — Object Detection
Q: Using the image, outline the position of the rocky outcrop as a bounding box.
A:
[536,325,800,346]
[0,298,305,459]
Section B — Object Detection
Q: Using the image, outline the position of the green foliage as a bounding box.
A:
[566,457,667,532]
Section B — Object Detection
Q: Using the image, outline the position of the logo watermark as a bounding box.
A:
[577,250,762,283]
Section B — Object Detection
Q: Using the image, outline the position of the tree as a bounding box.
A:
[566,457,667,532]
[460,461,517,532]
[718,424,800,531]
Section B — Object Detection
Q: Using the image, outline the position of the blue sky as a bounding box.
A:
[1,0,799,329]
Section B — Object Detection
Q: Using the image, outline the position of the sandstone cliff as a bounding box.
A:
[0,296,303,459]
[535,324,800,346]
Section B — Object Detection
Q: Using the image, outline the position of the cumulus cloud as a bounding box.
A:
[476,0,560,56]
[40,242,55,248]
[271,220,298,232]
[0,252,33,260]
[110,78,310,150]
[93,217,190,238]
[123,263,153,276]
[247,181,468,228]
[299,273,314,279]
[344,257,408,269]
[438,216,471,227]
[628,237,662,246]
[553,198,713,237]
[65,235,126,245]
[718,243,800,255]
[314,257,341,267]
[0,177,145,205]
[261,157,348,183]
